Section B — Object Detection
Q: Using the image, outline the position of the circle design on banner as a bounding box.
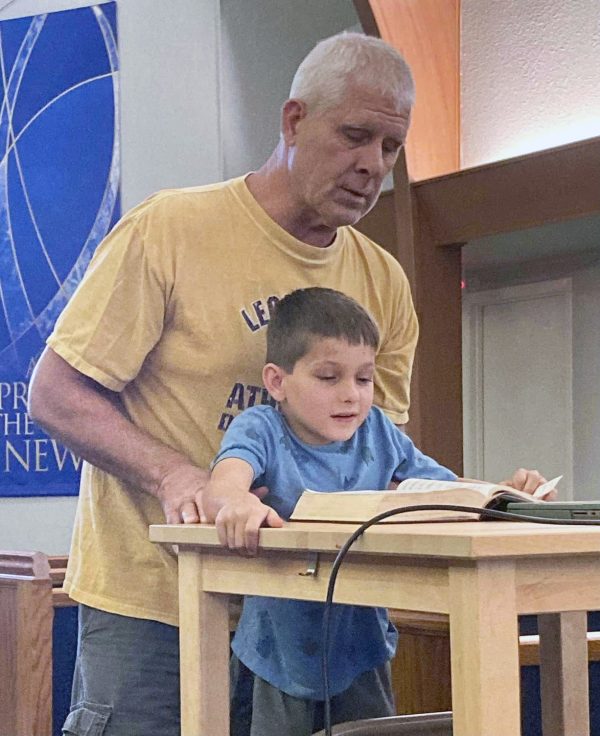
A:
[0,5,120,369]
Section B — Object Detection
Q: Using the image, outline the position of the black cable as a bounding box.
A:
[320,503,600,736]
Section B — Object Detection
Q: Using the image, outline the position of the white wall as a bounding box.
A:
[461,0,600,168]
[118,0,221,211]
[570,265,600,498]
[463,237,600,499]
[0,0,221,554]
[220,0,358,178]
[461,1,600,499]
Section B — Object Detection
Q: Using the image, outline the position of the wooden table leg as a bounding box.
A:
[178,549,230,736]
[448,560,520,736]
[538,611,590,736]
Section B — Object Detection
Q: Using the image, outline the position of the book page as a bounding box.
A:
[302,488,389,496]
[291,486,491,522]
[397,475,562,500]
[396,478,493,495]
[533,475,562,498]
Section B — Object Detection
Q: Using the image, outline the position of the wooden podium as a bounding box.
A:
[150,520,600,736]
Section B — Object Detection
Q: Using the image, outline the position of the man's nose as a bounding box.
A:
[356,142,386,178]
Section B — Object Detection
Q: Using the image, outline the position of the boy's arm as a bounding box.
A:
[203,457,283,556]
[388,419,556,498]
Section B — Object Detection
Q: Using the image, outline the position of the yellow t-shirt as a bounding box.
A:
[49,176,418,626]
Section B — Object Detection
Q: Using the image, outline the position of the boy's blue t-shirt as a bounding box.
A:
[214,404,456,699]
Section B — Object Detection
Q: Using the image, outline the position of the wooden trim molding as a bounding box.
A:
[414,135,600,246]
[0,550,51,578]
[355,0,460,181]
[352,0,379,38]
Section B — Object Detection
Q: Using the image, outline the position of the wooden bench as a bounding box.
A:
[0,551,73,736]
[389,609,600,715]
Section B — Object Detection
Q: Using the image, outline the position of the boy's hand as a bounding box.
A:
[215,494,283,556]
[501,468,558,500]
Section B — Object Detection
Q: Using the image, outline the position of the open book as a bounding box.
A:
[289,476,561,523]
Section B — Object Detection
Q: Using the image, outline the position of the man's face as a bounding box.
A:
[284,87,411,233]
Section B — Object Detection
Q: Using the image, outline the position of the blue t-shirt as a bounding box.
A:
[214,404,456,699]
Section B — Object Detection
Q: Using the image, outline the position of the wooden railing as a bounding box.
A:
[0,551,73,736]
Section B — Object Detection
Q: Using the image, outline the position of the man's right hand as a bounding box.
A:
[28,348,219,520]
[214,494,283,556]
[156,464,211,524]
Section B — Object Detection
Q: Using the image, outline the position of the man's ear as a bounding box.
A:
[263,363,287,402]
[281,99,307,146]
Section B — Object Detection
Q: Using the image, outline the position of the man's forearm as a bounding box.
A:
[28,347,196,498]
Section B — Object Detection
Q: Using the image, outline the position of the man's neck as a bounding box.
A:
[246,156,337,248]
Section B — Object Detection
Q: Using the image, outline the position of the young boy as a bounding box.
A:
[203,287,548,736]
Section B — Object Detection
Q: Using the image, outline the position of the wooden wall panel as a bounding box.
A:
[409,201,463,468]
[356,152,463,468]
[414,135,600,245]
[354,190,396,254]
[355,0,460,181]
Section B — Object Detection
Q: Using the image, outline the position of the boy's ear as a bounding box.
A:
[263,363,287,402]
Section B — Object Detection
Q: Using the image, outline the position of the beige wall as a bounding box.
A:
[461,0,600,168]
[220,0,358,178]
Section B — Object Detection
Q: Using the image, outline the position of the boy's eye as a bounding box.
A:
[357,377,373,384]
[316,375,336,382]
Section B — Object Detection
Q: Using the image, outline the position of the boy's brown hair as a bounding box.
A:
[266,287,380,371]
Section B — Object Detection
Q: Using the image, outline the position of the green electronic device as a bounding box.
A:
[505,501,600,520]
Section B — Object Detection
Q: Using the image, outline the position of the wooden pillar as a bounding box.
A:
[409,200,463,470]
[393,149,464,470]
[354,1,464,467]
[355,155,464,470]
[354,0,461,181]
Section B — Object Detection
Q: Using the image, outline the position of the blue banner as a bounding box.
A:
[0,3,120,496]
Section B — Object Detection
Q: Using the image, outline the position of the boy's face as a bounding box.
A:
[263,337,375,445]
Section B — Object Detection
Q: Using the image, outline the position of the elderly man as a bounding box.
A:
[29,31,541,736]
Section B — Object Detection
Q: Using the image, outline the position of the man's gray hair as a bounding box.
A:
[289,32,415,113]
